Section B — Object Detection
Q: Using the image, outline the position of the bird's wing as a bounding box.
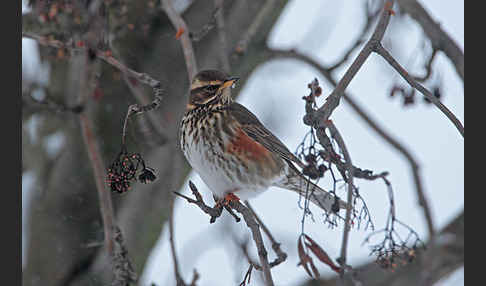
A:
[227,102,305,168]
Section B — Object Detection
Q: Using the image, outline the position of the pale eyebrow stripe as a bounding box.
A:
[191,80,223,89]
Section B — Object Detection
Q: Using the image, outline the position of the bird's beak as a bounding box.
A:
[222,77,240,89]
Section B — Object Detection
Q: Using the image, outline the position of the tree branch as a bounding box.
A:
[79,112,116,256]
[396,0,464,81]
[161,0,198,81]
[214,0,230,73]
[230,201,275,286]
[323,121,354,270]
[244,202,287,269]
[315,1,396,124]
[234,0,278,54]
[302,210,463,286]
[175,182,275,286]
[373,43,464,137]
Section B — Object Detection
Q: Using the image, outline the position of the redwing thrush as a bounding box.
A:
[179,70,347,213]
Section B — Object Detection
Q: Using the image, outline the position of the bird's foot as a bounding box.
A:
[214,192,240,208]
[213,192,241,223]
[224,192,240,205]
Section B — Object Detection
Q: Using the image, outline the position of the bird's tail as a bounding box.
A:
[275,168,349,214]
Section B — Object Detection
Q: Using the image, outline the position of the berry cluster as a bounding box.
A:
[301,153,327,180]
[107,147,156,194]
[374,244,421,271]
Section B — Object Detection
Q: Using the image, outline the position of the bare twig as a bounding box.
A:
[412,47,438,82]
[168,197,190,286]
[239,264,253,286]
[22,88,84,114]
[79,112,115,255]
[161,0,198,81]
[174,181,225,224]
[268,47,434,239]
[373,43,464,137]
[175,182,275,285]
[189,7,219,42]
[121,73,168,145]
[315,1,396,124]
[214,0,230,73]
[397,0,464,81]
[22,31,66,48]
[293,1,397,270]
[96,52,164,101]
[267,1,442,241]
[22,33,165,129]
[234,0,277,54]
[244,202,288,268]
[328,1,381,72]
[322,121,354,271]
[229,200,275,286]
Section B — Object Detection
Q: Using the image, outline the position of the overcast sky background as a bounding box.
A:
[22,1,464,285]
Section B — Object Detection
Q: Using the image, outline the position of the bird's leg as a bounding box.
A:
[213,192,241,223]
[224,192,241,205]
[213,192,240,207]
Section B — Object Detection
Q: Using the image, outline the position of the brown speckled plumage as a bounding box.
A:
[179,70,347,212]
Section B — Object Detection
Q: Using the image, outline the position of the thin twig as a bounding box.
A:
[373,43,464,137]
[397,0,464,81]
[244,201,288,268]
[267,1,440,241]
[22,89,84,114]
[121,73,168,145]
[315,0,396,124]
[328,1,381,72]
[174,181,224,223]
[293,1,396,270]
[189,7,219,42]
[230,201,275,286]
[169,196,187,286]
[174,182,274,285]
[413,47,438,82]
[214,0,230,73]
[22,33,165,128]
[161,0,198,81]
[234,0,277,54]
[269,46,436,240]
[323,121,354,271]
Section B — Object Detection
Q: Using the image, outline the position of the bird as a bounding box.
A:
[179,70,347,213]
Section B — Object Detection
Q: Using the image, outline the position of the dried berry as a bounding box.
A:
[138,167,156,184]
[107,147,156,193]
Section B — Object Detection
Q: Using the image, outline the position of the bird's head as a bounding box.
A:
[187,70,239,111]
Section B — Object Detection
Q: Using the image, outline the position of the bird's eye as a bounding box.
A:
[205,85,219,92]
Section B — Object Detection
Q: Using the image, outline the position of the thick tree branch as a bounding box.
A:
[79,112,116,256]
